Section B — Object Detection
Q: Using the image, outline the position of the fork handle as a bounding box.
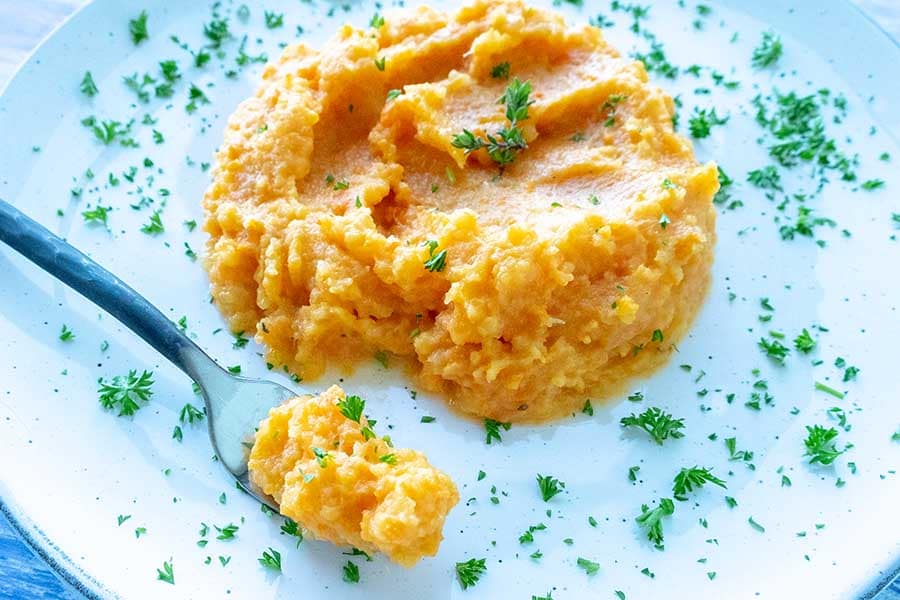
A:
[0,198,222,384]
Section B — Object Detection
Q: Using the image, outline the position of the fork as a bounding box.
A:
[0,198,292,509]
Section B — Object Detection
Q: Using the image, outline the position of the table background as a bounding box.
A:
[1,1,898,598]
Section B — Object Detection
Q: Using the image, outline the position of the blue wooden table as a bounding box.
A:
[0,1,899,598]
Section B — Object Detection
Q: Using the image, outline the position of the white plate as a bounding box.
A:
[1,0,899,598]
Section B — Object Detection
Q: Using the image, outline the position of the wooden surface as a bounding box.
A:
[0,1,898,599]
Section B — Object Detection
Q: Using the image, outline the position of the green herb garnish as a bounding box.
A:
[636,497,674,547]
[536,473,565,501]
[455,558,487,590]
[803,425,846,465]
[751,31,782,69]
[98,370,154,416]
[451,78,533,167]
[258,547,282,572]
[672,467,726,501]
[484,418,511,445]
[129,11,149,45]
[620,407,685,445]
[80,71,99,97]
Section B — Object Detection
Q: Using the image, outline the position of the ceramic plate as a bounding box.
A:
[1,0,899,598]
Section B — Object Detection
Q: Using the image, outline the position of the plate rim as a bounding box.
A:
[0,0,898,598]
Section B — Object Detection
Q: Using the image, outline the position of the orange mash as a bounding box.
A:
[248,385,459,566]
[204,0,717,422]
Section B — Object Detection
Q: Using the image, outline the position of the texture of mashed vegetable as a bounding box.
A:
[204,0,718,422]
[248,385,459,567]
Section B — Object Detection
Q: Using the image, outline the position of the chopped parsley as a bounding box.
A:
[636,497,674,548]
[633,41,679,79]
[203,19,230,49]
[861,179,885,191]
[423,240,448,272]
[751,31,783,69]
[80,71,99,97]
[179,403,204,425]
[342,560,360,583]
[672,467,726,501]
[129,11,149,45]
[264,11,284,29]
[793,328,816,354]
[156,560,174,584]
[752,90,856,183]
[59,324,75,342]
[758,336,789,365]
[747,166,781,190]
[620,407,685,445]
[280,518,304,547]
[337,394,365,422]
[215,523,239,541]
[312,446,332,468]
[536,473,565,502]
[803,425,846,465]
[748,516,766,533]
[725,437,754,462]
[576,557,600,575]
[602,94,627,127]
[484,418,511,445]
[491,61,511,80]
[141,210,165,235]
[186,84,210,113]
[81,116,136,147]
[455,557,487,590]
[98,370,154,416]
[258,547,282,572]
[688,107,729,139]
[451,78,533,167]
[518,523,547,544]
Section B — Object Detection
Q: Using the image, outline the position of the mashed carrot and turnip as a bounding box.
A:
[205,0,716,565]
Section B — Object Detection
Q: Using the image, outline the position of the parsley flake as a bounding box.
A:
[752,31,783,69]
[455,558,487,590]
[129,11,149,45]
[536,473,565,502]
[80,71,99,97]
[636,497,674,547]
[620,407,685,445]
[258,547,282,572]
[672,467,726,501]
[484,418,511,445]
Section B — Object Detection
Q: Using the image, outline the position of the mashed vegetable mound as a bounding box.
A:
[248,385,459,567]
[204,0,718,422]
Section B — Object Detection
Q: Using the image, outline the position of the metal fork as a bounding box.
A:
[0,198,292,509]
